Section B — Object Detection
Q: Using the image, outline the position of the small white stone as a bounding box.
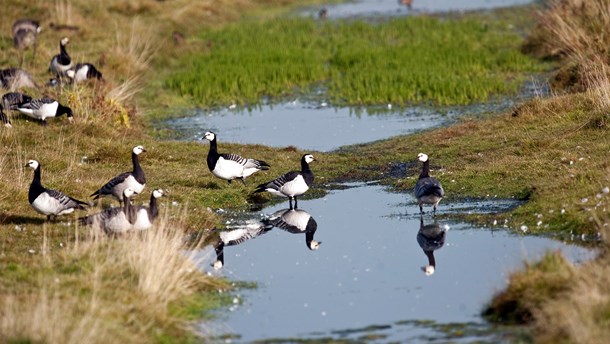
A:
[602,187,609,194]
[520,225,528,232]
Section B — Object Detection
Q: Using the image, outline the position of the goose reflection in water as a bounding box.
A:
[263,208,321,250]
[417,216,449,276]
[212,220,273,270]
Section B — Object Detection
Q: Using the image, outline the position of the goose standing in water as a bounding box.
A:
[263,208,321,250]
[415,153,444,215]
[417,216,448,276]
[49,37,72,78]
[254,154,315,209]
[79,188,137,234]
[90,145,146,203]
[131,189,165,231]
[26,160,88,222]
[202,131,270,185]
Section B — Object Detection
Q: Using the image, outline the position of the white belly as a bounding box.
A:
[113,176,145,200]
[32,193,64,215]
[279,175,309,197]
[212,158,243,180]
[132,209,152,231]
[103,213,132,233]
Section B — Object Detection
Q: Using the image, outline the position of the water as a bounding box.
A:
[197,183,594,342]
[306,0,534,19]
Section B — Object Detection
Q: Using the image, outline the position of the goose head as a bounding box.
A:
[66,69,75,79]
[303,154,315,164]
[60,37,69,46]
[309,240,322,250]
[123,187,136,199]
[213,259,223,270]
[422,265,435,276]
[417,153,429,162]
[203,131,216,142]
[132,145,146,155]
[152,189,165,198]
[25,159,39,170]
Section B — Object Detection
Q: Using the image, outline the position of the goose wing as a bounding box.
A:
[91,172,130,197]
[220,225,271,246]
[18,97,53,111]
[415,177,444,199]
[46,189,87,210]
[256,171,300,192]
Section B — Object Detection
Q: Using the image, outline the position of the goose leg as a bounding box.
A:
[294,197,298,209]
[419,203,423,215]
[289,197,294,210]
[240,177,246,186]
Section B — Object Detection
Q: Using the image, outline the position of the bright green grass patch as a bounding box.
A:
[166,16,546,107]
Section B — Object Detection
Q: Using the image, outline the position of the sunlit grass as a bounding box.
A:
[166,16,546,107]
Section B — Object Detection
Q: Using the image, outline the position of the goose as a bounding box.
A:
[254,154,315,209]
[0,68,38,90]
[66,63,103,83]
[417,216,447,276]
[202,131,270,185]
[16,97,73,125]
[0,92,32,127]
[263,208,321,250]
[90,145,146,203]
[211,221,273,269]
[78,188,138,234]
[26,160,88,222]
[415,153,444,215]
[12,19,41,67]
[131,189,165,231]
[49,37,72,77]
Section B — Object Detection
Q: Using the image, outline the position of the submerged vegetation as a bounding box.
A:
[166,16,544,107]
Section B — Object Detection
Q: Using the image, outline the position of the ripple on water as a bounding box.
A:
[196,183,595,342]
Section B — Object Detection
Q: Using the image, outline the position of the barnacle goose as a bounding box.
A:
[212,221,273,269]
[131,189,165,231]
[79,188,138,234]
[263,208,321,250]
[0,92,32,127]
[26,160,87,222]
[203,131,270,185]
[254,154,315,209]
[66,63,103,83]
[16,97,73,125]
[90,146,146,203]
[49,37,72,77]
[415,153,444,215]
[0,68,38,90]
[12,19,41,67]
[417,216,447,276]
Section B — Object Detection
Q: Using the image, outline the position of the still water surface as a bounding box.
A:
[197,183,593,342]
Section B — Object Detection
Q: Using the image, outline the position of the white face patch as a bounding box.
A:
[204,131,215,141]
[133,145,145,155]
[152,189,164,198]
[418,153,429,162]
[27,160,39,170]
[304,154,315,164]
[123,188,135,199]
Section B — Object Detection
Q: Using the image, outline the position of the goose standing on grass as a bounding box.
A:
[16,97,73,125]
[417,216,448,276]
[12,19,41,67]
[91,146,147,203]
[26,160,88,222]
[49,37,72,77]
[254,154,315,209]
[0,92,32,127]
[415,153,444,215]
[66,63,103,83]
[79,188,137,234]
[202,131,270,185]
[0,68,38,90]
[263,208,321,250]
[132,189,165,231]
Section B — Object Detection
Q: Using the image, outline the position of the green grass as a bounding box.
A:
[165,16,546,107]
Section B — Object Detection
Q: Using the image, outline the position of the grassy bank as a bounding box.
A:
[165,15,545,107]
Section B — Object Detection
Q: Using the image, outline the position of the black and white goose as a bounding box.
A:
[49,37,72,77]
[131,189,165,231]
[66,63,103,83]
[417,216,448,276]
[90,145,146,203]
[1,92,32,127]
[12,19,41,67]
[16,97,73,124]
[0,68,38,90]
[415,153,444,215]
[79,188,138,234]
[212,221,273,269]
[254,154,315,209]
[203,131,270,185]
[26,160,88,222]
[263,208,321,250]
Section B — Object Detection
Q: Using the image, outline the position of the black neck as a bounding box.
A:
[132,152,146,184]
[207,137,219,170]
[419,160,430,179]
[301,156,314,186]
[59,42,70,63]
[301,157,311,172]
[424,250,436,268]
[124,196,137,224]
[57,104,71,117]
[28,165,45,203]
[148,194,159,222]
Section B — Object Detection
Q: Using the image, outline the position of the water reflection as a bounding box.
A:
[263,208,321,250]
[417,216,448,276]
[212,221,273,269]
